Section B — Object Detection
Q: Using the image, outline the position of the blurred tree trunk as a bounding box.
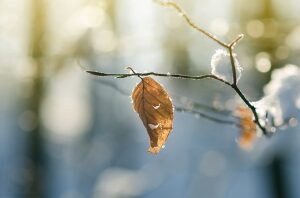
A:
[27,0,46,197]
[269,157,289,198]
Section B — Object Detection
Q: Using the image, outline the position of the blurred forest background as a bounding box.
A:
[1,0,300,197]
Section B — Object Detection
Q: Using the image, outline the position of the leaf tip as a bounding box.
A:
[147,146,162,155]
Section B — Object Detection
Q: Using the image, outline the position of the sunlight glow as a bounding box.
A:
[255,52,271,73]
[41,66,91,142]
[246,20,265,38]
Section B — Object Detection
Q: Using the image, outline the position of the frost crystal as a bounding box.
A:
[148,123,159,130]
[211,49,242,83]
[153,104,161,110]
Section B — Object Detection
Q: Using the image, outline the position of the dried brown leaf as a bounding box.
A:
[236,106,257,150]
[132,77,174,154]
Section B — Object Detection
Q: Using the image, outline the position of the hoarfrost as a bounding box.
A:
[148,123,159,130]
[153,104,161,110]
[255,64,300,127]
[211,49,242,83]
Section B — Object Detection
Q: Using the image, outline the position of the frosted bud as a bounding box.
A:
[211,49,242,83]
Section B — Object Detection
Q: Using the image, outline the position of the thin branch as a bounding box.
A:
[229,48,237,86]
[231,85,267,135]
[85,0,270,136]
[86,70,231,86]
[154,0,245,50]
[153,0,228,48]
[175,106,240,127]
[86,68,268,135]
[172,94,233,115]
[126,66,143,80]
[89,73,231,116]
[88,73,239,126]
[153,1,265,133]
[93,78,129,96]
[229,34,244,48]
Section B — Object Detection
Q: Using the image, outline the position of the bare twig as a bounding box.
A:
[153,0,269,135]
[228,48,238,85]
[153,0,228,48]
[175,106,240,127]
[171,94,233,115]
[85,0,270,136]
[229,34,244,48]
[87,70,238,125]
[231,85,267,135]
[86,68,268,133]
[86,70,231,86]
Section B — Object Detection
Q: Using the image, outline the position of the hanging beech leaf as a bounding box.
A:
[132,77,174,154]
[236,106,257,150]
